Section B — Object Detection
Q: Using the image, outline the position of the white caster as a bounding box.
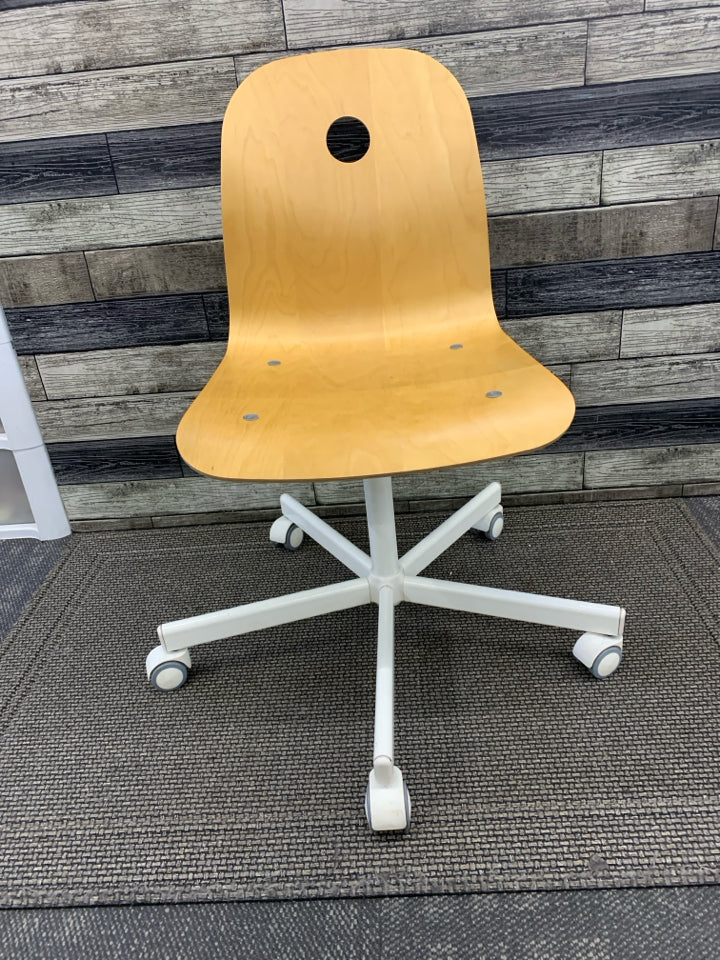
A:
[365,762,411,832]
[573,632,623,679]
[146,645,192,691]
[473,505,504,541]
[269,516,304,551]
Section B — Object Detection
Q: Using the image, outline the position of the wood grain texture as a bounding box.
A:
[0,186,222,256]
[472,73,720,161]
[6,295,209,355]
[47,436,182,484]
[86,241,226,300]
[502,311,621,364]
[646,0,720,8]
[314,452,584,504]
[587,10,720,85]
[407,23,588,98]
[571,353,720,406]
[0,252,93,307]
[0,0,284,79]
[489,196,717,268]
[506,251,720,316]
[483,153,601,215]
[18,355,45,400]
[179,48,575,483]
[107,123,222,193]
[555,398,720,452]
[602,139,720,203]
[0,134,116,204]
[36,342,224,400]
[0,0,94,8]
[584,442,720,488]
[0,58,237,143]
[282,0,640,48]
[621,302,720,357]
[33,392,197,442]
[58,477,315,519]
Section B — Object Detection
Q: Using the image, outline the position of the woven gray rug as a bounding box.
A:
[1,498,719,907]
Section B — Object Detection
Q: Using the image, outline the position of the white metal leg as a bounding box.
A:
[279,493,372,577]
[403,575,625,637]
[364,477,399,579]
[373,585,396,776]
[159,577,372,652]
[400,481,501,576]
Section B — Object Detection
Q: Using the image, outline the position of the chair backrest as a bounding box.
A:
[220,48,498,346]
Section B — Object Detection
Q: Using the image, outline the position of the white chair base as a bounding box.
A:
[147,477,625,832]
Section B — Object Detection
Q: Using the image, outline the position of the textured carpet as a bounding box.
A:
[0,537,70,641]
[3,886,720,960]
[688,497,720,549]
[1,499,719,908]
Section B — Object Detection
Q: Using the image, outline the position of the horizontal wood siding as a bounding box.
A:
[620,302,720,357]
[587,10,720,84]
[0,0,284,79]
[0,59,238,143]
[282,0,642,48]
[0,0,718,520]
[0,252,94,307]
[602,140,720,203]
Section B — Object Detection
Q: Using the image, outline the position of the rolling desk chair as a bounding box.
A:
[146,48,626,832]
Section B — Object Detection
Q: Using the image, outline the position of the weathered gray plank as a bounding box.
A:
[0,0,284,79]
[18,355,45,400]
[0,252,93,307]
[587,10,720,85]
[406,24,588,98]
[36,343,224,400]
[86,241,226,300]
[584,443,720,488]
[602,140,720,203]
[483,153,601,215]
[59,476,315,520]
[571,354,720,407]
[0,186,222,256]
[33,393,197,442]
[620,302,720,358]
[489,197,717,268]
[315,452,584,504]
[235,23,588,98]
[0,58,237,143]
[502,311,621,364]
[283,0,641,48]
[645,0,720,12]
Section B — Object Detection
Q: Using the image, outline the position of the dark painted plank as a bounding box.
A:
[0,134,116,204]
[506,251,720,317]
[552,399,720,453]
[6,294,210,355]
[47,436,182,485]
[204,273,506,342]
[108,123,221,193]
[472,72,720,161]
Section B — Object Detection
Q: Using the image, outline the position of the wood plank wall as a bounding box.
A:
[1,0,719,528]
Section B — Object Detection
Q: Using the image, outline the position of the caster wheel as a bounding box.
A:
[146,645,192,691]
[269,516,304,551]
[573,632,623,679]
[365,765,411,832]
[473,506,504,541]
